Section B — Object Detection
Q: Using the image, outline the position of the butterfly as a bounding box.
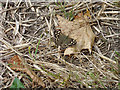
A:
[53,29,77,50]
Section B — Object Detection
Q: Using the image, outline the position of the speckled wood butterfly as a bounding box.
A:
[53,29,77,50]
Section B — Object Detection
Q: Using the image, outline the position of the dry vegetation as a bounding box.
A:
[0,1,120,89]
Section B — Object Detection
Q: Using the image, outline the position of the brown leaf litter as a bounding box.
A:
[56,12,95,55]
[7,55,45,87]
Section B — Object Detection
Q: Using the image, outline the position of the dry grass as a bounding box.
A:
[0,1,119,88]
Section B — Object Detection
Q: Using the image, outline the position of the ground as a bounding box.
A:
[0,1,119,89]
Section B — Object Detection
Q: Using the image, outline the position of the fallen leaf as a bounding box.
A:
[8,55,24,71]
[64,46,76,56]
[7,55,45,87]
[56,12,95,55]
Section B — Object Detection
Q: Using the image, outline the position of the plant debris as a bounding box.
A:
[7,55,45,87]
[0,1,119,89]
[56,11,95,55]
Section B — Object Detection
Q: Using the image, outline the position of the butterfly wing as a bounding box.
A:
[53,29,77,50]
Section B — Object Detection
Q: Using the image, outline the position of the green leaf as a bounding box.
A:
[35,33,43,59]
[10,77,24,89]
[118,82,120,89]
[115,51,120,56]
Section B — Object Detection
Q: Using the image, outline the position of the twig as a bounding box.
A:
[93,51,117,64]
[0,39,23,56]
[102,11,120,14]
[98,17,120,20]
[82,53,106,77]
[0,60,18,77]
